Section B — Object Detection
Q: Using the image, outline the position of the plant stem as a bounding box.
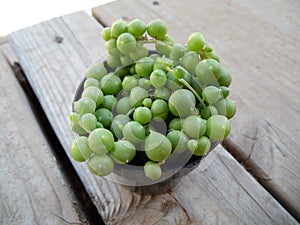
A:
[77,121,91,134]
[138,38,174,47]
[179,78,205,108]
[126,108,135,117]
[164,66,206,108]
[138,39,157,45]
[199,48,205,60]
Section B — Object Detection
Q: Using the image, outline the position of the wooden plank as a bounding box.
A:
[174,146,297,225]
[9,10,298,224]
[231,0,300,38]
[92,0,300,219]
[0,38,18,63]
[0,49,85,224]
[0,36,7,44]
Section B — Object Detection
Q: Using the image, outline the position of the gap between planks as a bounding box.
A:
[0,45,104,225]
[0,47,85,225]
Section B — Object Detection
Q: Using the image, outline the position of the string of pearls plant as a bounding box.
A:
[70,18,236,181]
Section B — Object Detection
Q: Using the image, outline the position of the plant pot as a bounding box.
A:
[70,19,235,195]
[73,64,219,195]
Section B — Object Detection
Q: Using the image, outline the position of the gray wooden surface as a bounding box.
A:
[8,9,298,224]
[0,44,87,225]
[93,0,300,219]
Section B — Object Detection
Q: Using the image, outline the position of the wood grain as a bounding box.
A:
[231,0,300,38]
[0,48,85,225]
[0,40,18,63]
[9,10,298,225]
[92,0,300,219]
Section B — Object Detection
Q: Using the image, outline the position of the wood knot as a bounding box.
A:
[121,16,130,22]
[55,35,63,44]
[161,199,175,216]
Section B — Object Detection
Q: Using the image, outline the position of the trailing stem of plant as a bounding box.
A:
[164,66,206,108]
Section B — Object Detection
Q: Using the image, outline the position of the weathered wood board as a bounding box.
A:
[0,39,18,63]
[9,10,298,224]
[231,0,300,38]
[0,47,86,224]
[93,0,300,219]
[0,37,7,44]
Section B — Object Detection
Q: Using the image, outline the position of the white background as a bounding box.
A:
[0,0,115,36]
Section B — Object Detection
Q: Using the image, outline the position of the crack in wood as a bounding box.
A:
[263,120,286,157]
[54,214,84,225]
[170,193,194,225]
[106,192,193,225]
[222,139,271,182]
